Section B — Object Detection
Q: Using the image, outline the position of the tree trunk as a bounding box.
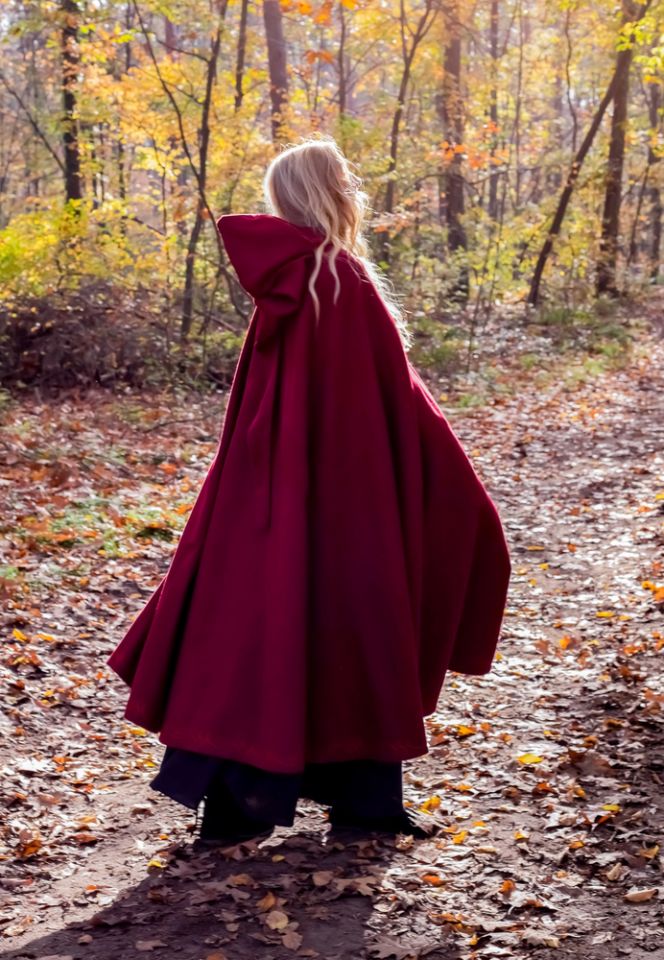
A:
[596,0,636,295]
[338,0,348,125]
[234,0,249,112]
[379,0,437,263]
[514,0,524,210]
[263,0,289,141]
[181,12,226,340]
[647,83,662,282]
[61,0,82,203]
[436,3,468,300]
[441,39,466,253]
[527,1,651,307]
[488,0,499,221]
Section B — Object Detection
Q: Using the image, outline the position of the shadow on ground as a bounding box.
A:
[1,825,411,960]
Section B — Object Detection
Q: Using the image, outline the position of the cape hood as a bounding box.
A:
[217,213,325,298]
[106,212,512,772]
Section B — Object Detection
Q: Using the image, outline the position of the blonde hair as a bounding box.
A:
[263,136,412,350]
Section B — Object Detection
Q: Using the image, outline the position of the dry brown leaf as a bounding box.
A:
[605,863,623,881]
[256,890,277,910]
[624,887,659,903]
[283,930,303,950]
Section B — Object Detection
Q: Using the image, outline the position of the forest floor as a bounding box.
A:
[1,299,663,960]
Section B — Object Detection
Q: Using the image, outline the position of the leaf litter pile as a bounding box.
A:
[1,316,663,960]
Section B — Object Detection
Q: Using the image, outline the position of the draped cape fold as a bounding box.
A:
[106,213,511,773]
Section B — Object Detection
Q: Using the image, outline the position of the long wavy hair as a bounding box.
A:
[263,136,412,350]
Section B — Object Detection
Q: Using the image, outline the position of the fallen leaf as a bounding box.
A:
[283,930,303,950]
[265,909,290,930]
[421,873,444,886]
[517,753,544,765]
[256,890,277,910]
[624,887,659,903]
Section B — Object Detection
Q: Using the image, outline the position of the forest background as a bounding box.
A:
[0,0,662,394]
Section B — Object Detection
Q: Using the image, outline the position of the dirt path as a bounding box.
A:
[1,318,663,960]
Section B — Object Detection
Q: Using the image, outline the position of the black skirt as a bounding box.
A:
[150,745,404,827]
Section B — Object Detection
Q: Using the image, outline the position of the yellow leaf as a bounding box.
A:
[265,910,289,930]
[596,610,615,618]
[452,830,468,845]
[601,803,621,812]
[517,753,544,765]
[420,795,441,813]
[456,725,476,737]
[12,628,28,642]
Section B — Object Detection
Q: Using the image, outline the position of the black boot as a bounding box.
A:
[328,807,439,839]
[196,774,274,847]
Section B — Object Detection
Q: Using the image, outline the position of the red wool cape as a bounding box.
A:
[106,213,511,773]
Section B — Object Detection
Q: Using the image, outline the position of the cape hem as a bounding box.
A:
[152,728,429,775]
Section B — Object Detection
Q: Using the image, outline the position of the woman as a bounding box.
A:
[106,137,511,846]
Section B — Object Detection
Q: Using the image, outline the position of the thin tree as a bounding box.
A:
[488,0,499,220]
[527,0,652,306]
[263,0,289,141]
[133,0,229,340]
[437,1,468,299]
[234,0,249,112]
[379,0,438,263]
[337,0,348,126]
[60,0,82,202]
[596,0,641,295]
[646,82,662,281]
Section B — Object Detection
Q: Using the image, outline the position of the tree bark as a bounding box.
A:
[263,0,289,141]
[488,0,499,220]
[338,0,348,124]
[234,0,249,112]
[379,0,437,263]
[647,83,662,282]
[436,2,468,300]
[60,0,82,203]
[596,0,636,295]
[527,0,651,307]
[182,10,226,340]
